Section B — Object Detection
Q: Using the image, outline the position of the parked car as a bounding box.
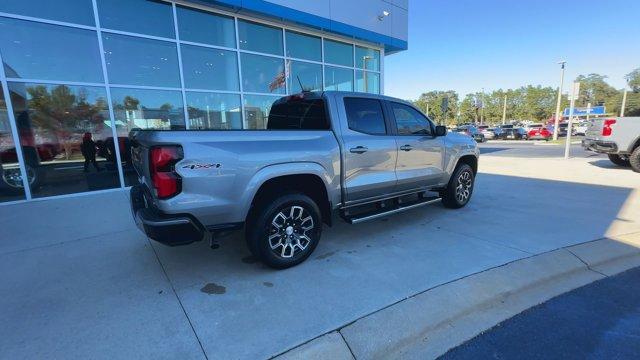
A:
[129,92,480,269]
[582,117,640,172]
[480,128,495,140]
[454,125,486,143]
[495,127,528,140]
[573,121,590,136]
[525,123,543,132]
[527,126,553,140]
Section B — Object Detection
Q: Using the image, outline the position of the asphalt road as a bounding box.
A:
[479,138,603,159]
[442,266,640,360]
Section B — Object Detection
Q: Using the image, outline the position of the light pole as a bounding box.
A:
[362,56,373,93]
[621,88,628,117]
[553,61,566,141]
[502,95,507,125]
[480,88,485,125]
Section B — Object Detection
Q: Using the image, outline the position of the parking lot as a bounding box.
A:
[1,142,639,359]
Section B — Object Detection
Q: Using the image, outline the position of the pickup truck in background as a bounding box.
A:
[582,117,640,172]
[129,92,479,268]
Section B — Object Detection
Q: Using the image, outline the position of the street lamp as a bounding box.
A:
[362,55,373,93]
[553,61,566,141]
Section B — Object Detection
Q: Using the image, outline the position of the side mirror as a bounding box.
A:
[435,125,447,137]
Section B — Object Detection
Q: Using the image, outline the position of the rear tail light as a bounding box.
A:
[150,146,183,199]
[602,119,616,136]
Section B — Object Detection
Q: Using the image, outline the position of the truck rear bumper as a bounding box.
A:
[130,185,206,246]
[582,139,618,153]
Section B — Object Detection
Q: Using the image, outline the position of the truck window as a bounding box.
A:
[344,98,387,135]
[267,96,329,130]
[390,102,432,136]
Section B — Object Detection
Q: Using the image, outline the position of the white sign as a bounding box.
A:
[566,82,580,101]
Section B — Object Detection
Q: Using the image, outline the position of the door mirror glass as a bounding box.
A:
[435,125,447,136]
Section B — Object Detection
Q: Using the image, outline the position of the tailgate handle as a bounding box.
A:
[350,146,368,154]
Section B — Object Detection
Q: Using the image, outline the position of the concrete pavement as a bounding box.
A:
[1,152,638,359]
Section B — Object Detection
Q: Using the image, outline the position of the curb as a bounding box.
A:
[274,233,640,360]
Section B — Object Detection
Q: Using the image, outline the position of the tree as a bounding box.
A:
[414,90,459,125]
[574,73,619,111]
[626,68,640,93]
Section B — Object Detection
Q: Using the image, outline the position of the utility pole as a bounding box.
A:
[553,61,567,141]
[480,88,485,125]
[564,81,580,159]
[586,102,591,123]
[621,88,628,117]
[501,95,507,125]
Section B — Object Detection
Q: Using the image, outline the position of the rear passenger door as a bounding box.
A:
[388,101,445,191]
[340,97,398,202]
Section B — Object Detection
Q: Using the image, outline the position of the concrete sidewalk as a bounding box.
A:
[1,155,639,359]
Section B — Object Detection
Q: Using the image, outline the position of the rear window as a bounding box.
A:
[267,96,329,130]
[344,98,386,135]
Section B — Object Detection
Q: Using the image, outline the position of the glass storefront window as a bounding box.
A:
[177,6,235,48]
[97,0,174,38]
[8,82,120,198]
[285,31,321,62]
[355,46,380,71]
[0,18,103,83]
[102,33,180,88]
[288,61,322,93]
[110,87,185,186]
[324,39,353,67]
[0,86,26,202]
[181,45,239,91]
[324,66,353,91]
[240,53,286,94]
[186,92,241,130]
[238,20,283,56]
[243,95,280,129]
[0,0,95,26]
[356,71,380,94]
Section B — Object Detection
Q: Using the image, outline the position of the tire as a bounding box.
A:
[630,147,640,173]
[608,154,631,167]
[441,163,475,209]
[245,192,322,269]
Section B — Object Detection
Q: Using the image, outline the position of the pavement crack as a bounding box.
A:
[339,330,357,359]
[147,238,209,360]
[565,248,608,277]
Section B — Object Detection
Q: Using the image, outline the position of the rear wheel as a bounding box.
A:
[246,192,322,269]
[608,154,631,167]
[442,163,475,209]
[630,147,640,173]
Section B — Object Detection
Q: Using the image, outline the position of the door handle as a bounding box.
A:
[400,145,413,151]
[349,146,368,154]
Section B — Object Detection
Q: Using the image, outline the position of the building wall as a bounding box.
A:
[0,0,393,204]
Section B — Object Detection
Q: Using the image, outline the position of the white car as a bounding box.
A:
[573,122,590,136]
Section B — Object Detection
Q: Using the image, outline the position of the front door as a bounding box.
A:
[340,97,398,202]
[388,101,445,191]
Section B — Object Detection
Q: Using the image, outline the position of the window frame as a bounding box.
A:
[343,97,391,136]
[386,101,436,137]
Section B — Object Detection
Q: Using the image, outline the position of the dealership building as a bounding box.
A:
[0,0,408,203]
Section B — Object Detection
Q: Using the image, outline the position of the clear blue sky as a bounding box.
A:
[385,0,640,100]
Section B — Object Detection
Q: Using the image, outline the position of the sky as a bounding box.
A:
[384,0,640,100]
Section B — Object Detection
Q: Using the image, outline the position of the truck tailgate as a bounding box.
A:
[584,118,604,140]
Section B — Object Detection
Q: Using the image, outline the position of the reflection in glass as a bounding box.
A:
[355,46,380,71]
[243,95,280,129]
[0,86,26,201]
[288,61,322,93]
[102,33,180,88]
[177,6,235,48]
[324,66,353,91]
[324,39,353,67]
[356,71,380,94]
[8,83,120,198]
[0,0,95,26]
[238,20,283,55]
[97,0,174,38]
[0,17,103,83]
[240,54,286,94]
[181,45,239,91]
[110,87,185,186]
[186,92,241,130]
[285,31,321,61]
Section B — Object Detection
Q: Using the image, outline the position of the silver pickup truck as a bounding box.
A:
[582,117,640,172]
[129,92,479,268]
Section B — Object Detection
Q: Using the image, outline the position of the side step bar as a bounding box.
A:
[343,196,441,224]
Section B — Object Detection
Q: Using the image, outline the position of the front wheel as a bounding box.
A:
[608,154,631,167]
[246,192,322,269]
[441,163,475,209]
[630,147,640,173]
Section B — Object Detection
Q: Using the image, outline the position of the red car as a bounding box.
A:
[527,127,552,140]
